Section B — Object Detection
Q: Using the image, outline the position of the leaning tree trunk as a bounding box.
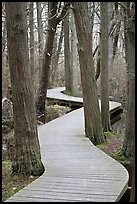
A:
[36,2,70,120]
[72,2,105,144]
[5,2,45,176]
[36,2,58,118]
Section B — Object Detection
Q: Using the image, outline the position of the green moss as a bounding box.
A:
[5,130,14,140]
[112,149,131,162]
[104,131,118,138]
[96,141,108,149]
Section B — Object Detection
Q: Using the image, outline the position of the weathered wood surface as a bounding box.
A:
[5,88,129,202]
[46,87,122,111]
[47,87,123,125]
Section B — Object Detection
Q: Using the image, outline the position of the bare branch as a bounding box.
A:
[56,3,71,24]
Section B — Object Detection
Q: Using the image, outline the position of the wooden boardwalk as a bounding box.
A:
[47,87,122,111]
[5,88,129,202]
[47,87,123,125]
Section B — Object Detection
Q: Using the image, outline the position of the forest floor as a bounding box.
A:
[2,105,126,202]
[99,114,125,157]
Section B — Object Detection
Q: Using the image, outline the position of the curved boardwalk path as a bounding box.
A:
[5,87,129,202]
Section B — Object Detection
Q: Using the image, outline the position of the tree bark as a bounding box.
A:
[36,2,58,118]
[50,21,64,87]
[70,9,79,96]
[100,2,111,131]
[29,2,35,88]
[5,2,45,176]
[122,2,135,159]
[36,2,70,120]
[64,7,73,94]
[122,4,135,201]
[72,2,105,144]
[36,2,43,80]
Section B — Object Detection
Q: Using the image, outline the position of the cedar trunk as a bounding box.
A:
[122,4,135,201]
[72,2,105,144]
[64,8,73,94]
[36,2,58,117]
[100,2,111,131]
[36,2,70,118]
[5,2,45,176]
[122,3,135,159]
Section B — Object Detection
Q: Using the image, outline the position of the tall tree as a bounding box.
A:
[64,5,73,94]
[36,2,70,120]
[72,2,105,144]
[122,3,135,159]
[112,3,122,61]
[100,2,111,131]
[121,3,135,201]
[36,2,43,80]
[50,21,64,87]
[5,2,45,176]
[70,9,79,96]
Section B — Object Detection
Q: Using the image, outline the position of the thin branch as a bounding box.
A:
[56,3,71,24]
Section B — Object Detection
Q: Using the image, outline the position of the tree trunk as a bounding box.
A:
[130,159,135,202]
[50,21,64,87]
[36,2,58,118]
[122,2,135,159]
[72,2,105,144]
[36,2,43,81]
[64,7,73,94]
[70,9,79,96]
[5,2,45,176]
[108,3,114,79]
[100,2,111,131]
[29,2,35,88]
[112,21,121,61]
[95,48,100,80]
[122,4,135,200]
[36,2,70,119]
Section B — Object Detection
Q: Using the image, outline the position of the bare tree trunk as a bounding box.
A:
[29,2,35,88]
[36,2,70,120]
[36,2,43,80]
[50,21,64,87]
[72,2,105,144]
[100,2,111,131]
[70,9,80,96]
[88,2,94,38]
[122,2,135,159]
[36,2,58,118]
[122,4,135,200]
[123,2,131,67]
[5,2,45,176]
[64,7,73,94]
[108,2,114,79]
[112,21,121,60]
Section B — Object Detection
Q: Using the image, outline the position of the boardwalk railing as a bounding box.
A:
[5,87,129,202]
